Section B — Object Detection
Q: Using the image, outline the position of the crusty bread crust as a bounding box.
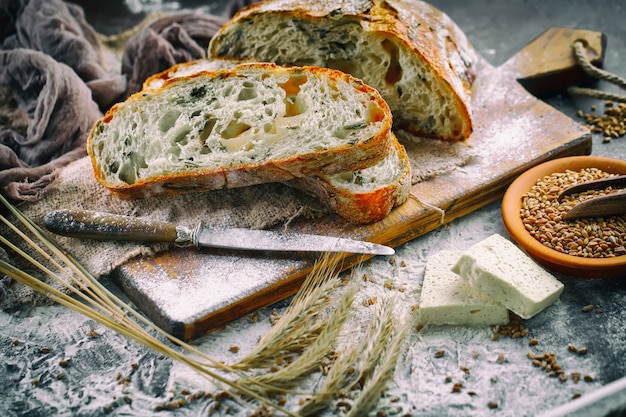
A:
[87,63,393,199]
[142,57,253,92]
[209,0,476,141]
[286,132,411,224]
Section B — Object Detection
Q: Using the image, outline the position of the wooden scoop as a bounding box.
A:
[558,175,626,220]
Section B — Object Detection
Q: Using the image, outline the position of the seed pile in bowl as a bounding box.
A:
[520,167,626,258]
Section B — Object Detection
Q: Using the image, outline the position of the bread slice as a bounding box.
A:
[141,58,409,222]
[452,234,564,320]
[286,133,410,224]
[87,63,393,199]
[209,0,476,141]
[418,250,509,326]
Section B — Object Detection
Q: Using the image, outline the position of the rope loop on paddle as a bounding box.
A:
[567,40,626,102]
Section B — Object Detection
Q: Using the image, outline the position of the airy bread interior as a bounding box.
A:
[210,13,471,140]
[324,136,408,193]
[89,64,389,188]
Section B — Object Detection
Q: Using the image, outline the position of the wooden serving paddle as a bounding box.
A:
[115,27,604,340]
[500,27,607,96]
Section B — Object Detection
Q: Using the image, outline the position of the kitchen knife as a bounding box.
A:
[43,209,395,256]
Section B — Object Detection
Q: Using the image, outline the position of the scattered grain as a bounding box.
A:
[487,401,498,409]
[363,296,378,306]
[434,350,445,358]
[577,101,626,141]
[492,314,529,340]
[582,304,594,312]
[529,338,539,346]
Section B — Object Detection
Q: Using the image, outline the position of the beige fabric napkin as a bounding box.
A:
[0,156,326,310]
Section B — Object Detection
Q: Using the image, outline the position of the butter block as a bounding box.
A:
[452,234,564,319]
[418,250,510,326]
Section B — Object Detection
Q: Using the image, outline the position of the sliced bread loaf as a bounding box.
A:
[87,63,393,199]
[208,0,477,141]
[285,133,410,224]
[141,58,411,223]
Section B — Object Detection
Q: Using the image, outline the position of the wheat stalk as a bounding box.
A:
[346,298,410,417]
[0,194,297,416]
[233,253,346,371]
[240,274,359,395]
[296,325,362,416]
[0,194,408,415]
[297,293,410,416]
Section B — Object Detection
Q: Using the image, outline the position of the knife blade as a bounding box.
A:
[43,209,394,256]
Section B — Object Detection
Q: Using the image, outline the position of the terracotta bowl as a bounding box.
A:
[502,156,626,279]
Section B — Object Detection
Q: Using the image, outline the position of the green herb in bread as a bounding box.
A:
[418,250,510,326]
[87,63,393,199]
[452,234,564,320]
[209,0,476,141]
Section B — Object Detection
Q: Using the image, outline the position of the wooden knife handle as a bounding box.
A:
[43,209,179,243]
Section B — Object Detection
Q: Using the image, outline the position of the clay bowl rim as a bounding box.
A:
[501,155,626,279]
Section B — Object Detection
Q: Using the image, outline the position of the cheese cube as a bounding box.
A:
[418,250,510,326]
[452,234,564,319]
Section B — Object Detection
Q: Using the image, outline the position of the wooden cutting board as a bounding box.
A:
[114,27,604,340]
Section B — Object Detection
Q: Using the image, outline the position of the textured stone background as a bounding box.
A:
[1,1,625,416]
